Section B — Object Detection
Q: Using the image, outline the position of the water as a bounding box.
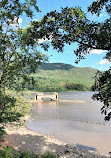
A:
[27,92,111,156]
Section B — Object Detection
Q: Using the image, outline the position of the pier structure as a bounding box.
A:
[35,92,58,101]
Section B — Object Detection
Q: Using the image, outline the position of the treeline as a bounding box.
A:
[11,63,96,92]
[11,65,95,92]
[22,81,92,92]
[65,83,91,91]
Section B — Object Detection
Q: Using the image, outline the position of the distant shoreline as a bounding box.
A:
[24,90,94,93]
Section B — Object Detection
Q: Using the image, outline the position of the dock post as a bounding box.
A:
[36,94,37,100]
[56,94,58,100]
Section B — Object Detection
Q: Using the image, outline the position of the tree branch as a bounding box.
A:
[76,40,109,50]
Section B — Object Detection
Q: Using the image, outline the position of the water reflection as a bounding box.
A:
[27,92,111,155]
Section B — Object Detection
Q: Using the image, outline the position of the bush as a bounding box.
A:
[0,91,31,147]
[40,152,57,158]
[18,151,37,158]
[0,147,20,158]
[0,127,6,142]
[0,147,58,158]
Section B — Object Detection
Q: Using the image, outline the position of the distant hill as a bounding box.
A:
[27,63,98,92]
[38,63,75,70]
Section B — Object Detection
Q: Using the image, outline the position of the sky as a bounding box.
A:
[19,0,110,71]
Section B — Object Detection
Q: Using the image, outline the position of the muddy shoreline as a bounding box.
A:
[2,125,109,158]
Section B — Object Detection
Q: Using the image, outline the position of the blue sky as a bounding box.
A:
[19,0,110,71]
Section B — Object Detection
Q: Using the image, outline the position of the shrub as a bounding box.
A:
[0,147,58,158]
[0,91,31,147]
[0,146,20,158]
[40,152,57,158]
[0,127,6,142]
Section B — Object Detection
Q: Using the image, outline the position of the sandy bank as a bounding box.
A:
[1,125,108,158]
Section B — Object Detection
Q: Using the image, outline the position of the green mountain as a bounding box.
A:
[28,63,98,92]
[38,63,75,70]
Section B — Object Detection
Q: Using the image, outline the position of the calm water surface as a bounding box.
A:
[27,92,111,156]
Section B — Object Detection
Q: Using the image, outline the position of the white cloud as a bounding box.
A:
[18,17,22,26]
[8,17,22,27]
[98,59,110,65]
[38,35,52,43]
[33,19,39,21]
[38,38,50,43]
[89,49,106,54]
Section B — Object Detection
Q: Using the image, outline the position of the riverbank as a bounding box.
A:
[2,125,109,158]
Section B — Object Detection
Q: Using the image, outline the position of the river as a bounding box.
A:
[26,92,111,156]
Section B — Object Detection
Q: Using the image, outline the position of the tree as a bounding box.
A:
[23,4,110,62]
[87,0,111,121]
[0,0,48,140]
[24,0,110,120]
[92,68,111,121]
